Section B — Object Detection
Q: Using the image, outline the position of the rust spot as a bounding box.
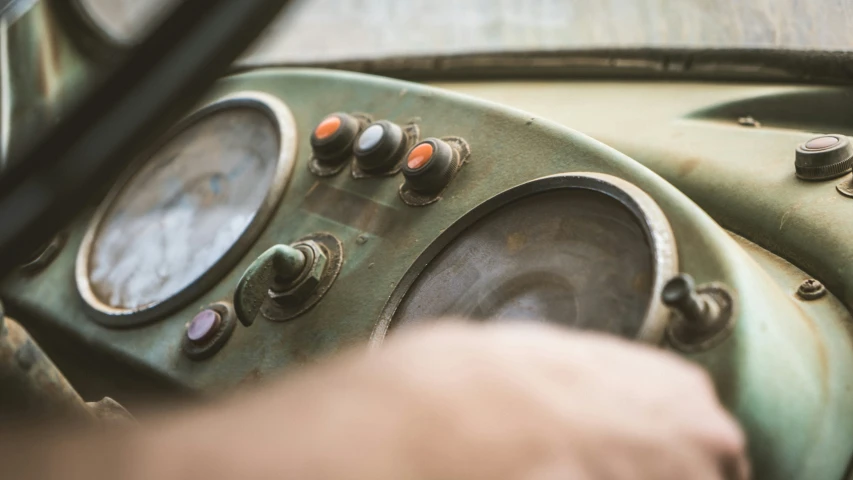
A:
[506,232,527,253]
[678,158,702,177]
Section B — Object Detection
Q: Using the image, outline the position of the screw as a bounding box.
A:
[797,279,826,300]
[356,235,368,245]
[662,274,719,330]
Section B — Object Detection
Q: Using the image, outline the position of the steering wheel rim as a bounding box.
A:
[0,0,291,276]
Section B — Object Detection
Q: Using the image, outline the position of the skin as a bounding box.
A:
[2,321,749,480]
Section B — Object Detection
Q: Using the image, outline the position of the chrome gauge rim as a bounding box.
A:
[76,91,297,327]
[371,172,679,346]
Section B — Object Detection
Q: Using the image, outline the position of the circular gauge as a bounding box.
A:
[373,173,677,344]
[76,92,296,326]
[72,0,179,45]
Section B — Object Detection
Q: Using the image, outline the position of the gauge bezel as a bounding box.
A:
[75,91,297,328]
[370,172,679,346]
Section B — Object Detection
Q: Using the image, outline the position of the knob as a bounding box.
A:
[310,113,361,165]
[662,274,718,331]
[402,138,457,193]
[795,134,853,180]
[233,244,308,326]
[354,120,407,172]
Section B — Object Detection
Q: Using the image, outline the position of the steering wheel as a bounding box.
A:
[0,0,291,276]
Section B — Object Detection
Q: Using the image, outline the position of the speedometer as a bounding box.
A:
[76,92,296,326]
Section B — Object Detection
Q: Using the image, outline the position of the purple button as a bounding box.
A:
[187,309,221,344]
[805,136,839,151]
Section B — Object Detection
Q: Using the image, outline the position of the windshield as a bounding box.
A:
[74,0,853,64]
[245,0,853,64]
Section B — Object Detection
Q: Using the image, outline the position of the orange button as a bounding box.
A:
[407,143,434,170]
[315,116,342,140]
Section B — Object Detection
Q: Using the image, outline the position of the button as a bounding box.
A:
[805,135,840,151]
[311,113,360,164]
[314,116,342,140]
[358,124,385,151]
[187,309,221,344]
[407,143,434,170]
[354,120,407,172]
[402,138,457,193]
[795,134,853,180]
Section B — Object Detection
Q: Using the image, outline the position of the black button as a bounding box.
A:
[402,138,457,193]
[354,120,406,172]
[311,113,360,165]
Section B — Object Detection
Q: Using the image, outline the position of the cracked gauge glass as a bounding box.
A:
[77,95,296,326]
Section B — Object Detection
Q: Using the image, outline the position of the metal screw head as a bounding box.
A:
[797,279,827,300]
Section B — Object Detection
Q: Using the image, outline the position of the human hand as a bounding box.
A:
[129,320,747,480]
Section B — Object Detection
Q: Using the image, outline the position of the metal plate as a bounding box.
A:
[76,92,297,327]
[373,173,678,344]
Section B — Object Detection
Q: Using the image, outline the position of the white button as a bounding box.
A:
[358,124,385,151]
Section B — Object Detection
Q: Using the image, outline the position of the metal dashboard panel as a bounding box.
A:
[1,70,852,479]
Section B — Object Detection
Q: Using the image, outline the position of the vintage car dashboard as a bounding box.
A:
[3,69,853,479]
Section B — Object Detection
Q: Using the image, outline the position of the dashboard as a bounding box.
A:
[3,69,853,479]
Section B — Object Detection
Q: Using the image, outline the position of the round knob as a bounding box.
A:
[354,120,407,172]
[795,134,853,180]
[402,138,457,193]
[310,113,360,165]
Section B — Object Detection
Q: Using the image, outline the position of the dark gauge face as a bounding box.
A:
[392,188,666,339]
[86,108,279,311]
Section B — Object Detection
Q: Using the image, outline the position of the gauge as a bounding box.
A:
[374,173,677,344]
[72,0,179,45]
[76,92,296,326]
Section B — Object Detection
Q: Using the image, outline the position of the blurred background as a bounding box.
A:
[74,0,853,65]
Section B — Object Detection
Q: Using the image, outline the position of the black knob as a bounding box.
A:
[402,138,457,194]
[795,134,853,180]
[354,120,407,172]
[310,113,360,165]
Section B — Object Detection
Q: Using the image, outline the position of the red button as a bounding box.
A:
[315,116,342,140]
[407,143,434,170]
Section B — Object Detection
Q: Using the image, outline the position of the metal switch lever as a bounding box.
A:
[233,244,309,326]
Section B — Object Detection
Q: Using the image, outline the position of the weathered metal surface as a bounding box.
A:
[436,81,853,318]
[1,69,852,478]
[726,233,853,480]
